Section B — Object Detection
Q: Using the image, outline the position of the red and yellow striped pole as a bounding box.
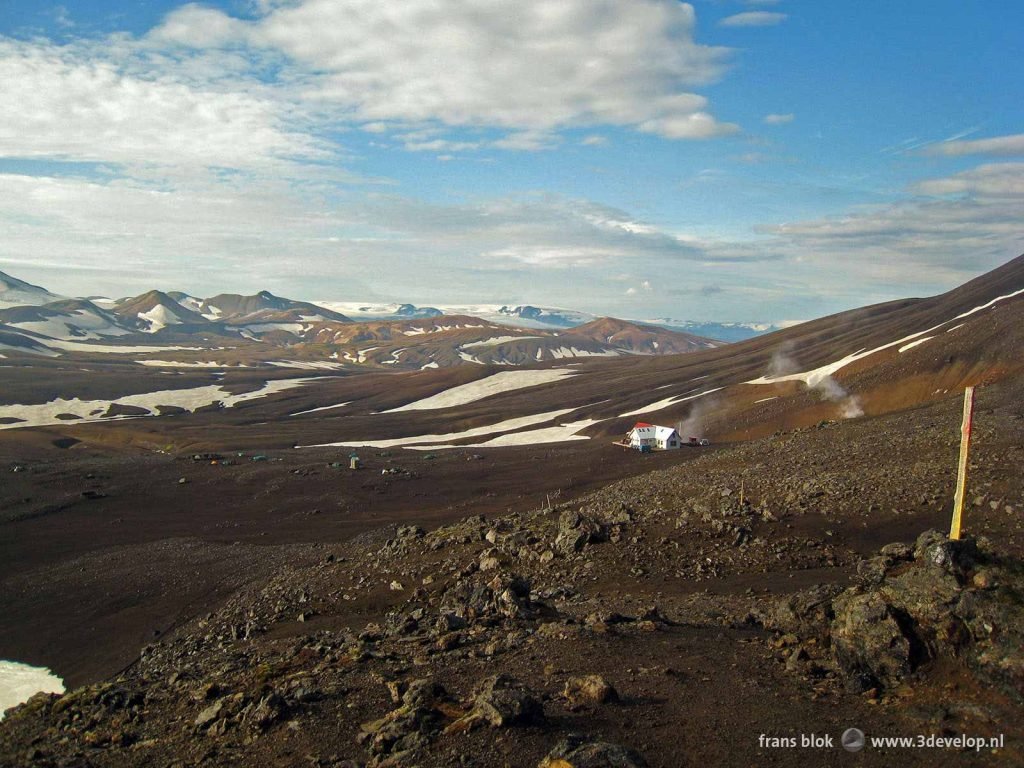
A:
[949,386,976,540]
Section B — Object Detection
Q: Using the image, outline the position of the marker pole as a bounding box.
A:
[949,386,976,540]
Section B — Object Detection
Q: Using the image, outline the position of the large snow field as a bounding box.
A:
[382,369,576,412]
[300,407,580,449]
[409,417,605,449]
[0,377,321,430]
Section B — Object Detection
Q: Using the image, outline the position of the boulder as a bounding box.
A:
[913,529,977,582]
[357,679,447,758]
[830,591,913,692]
[563,676,618,711]
[538,734,648,768]
[555,511,605,555]
[470,675,544,727]
[194,701,223,729]
[760,583,842,636]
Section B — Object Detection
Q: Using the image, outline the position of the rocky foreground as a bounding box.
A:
[1,381,1023,767]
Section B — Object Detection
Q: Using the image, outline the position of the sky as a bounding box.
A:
[0,0,1021,324]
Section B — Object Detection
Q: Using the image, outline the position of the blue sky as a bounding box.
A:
[0,1,1021,323]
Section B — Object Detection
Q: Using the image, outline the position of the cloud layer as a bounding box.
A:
[0,39,321,170]
[927,133,1024,157]
[0,1,1019,325]
[152,0,738,141]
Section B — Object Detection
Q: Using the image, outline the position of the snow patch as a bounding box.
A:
[138,304,185,333]
[898,337,933,353]
[438,418,603,447]
[45,338,201,354]
[383,369,577,412]
[356,347,379,363]
[618,388,723,418]
[460,335,542,350]
[0,378,321,431]
[549,347,619,359]
[242,323,304,334]
[135,360,233,368]
[10,309,130,341]
[290,402,351,416]
[0,661,64,720]
[746,287,1024,389]
[301,408,579,448]
[266,360,346,370]
[951,287,1024,322]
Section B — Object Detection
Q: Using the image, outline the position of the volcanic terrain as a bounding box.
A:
[0,255,1022,767]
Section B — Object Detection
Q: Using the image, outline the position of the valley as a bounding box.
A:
[0,255,1022,766]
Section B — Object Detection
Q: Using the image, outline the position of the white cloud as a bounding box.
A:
[639,112,739,140]
[763,113,794,125]
[719,12,788,28]
[0,39,323,170]
[149,4,251,48]
[1,2,1016,325]
[913,162,1024,198]
[581,135,608,147]
[402,138,482,153]
[927,133,1024,157]
[148,0,737,142]
[6,159,1017,323]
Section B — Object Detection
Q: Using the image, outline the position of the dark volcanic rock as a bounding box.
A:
[555,510,606,555]
[470,674,544,727]
[780,530,1024,700]
[830,591,914,692]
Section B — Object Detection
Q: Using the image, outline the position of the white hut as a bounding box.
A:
[627,422,682,451]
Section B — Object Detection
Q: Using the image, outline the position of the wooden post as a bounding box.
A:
[949,386,976,540]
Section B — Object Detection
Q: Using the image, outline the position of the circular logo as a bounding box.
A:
[842,727,866,752]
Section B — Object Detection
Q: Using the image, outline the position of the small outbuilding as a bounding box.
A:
[626,422,682,452]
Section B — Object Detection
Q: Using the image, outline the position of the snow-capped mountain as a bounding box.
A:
[112,291,209,333]
[495,304,595,328]
[645,318,782,342]
[0,271,66,310]
[569,317,719,354]
[323,300,776,340]
[0,269,755,367]
[0,299,130,340]
[195,291,351,324]
[315,301,443,320]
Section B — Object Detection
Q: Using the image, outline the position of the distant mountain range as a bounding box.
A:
[0,271,724,369]
[319,300,776,339]
[643,319,783,342]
